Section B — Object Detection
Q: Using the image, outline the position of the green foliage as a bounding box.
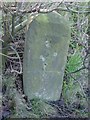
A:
[2,75,16,117]
[62,3,88,117]
[30,98,56,117]
[62,46,86,106]
[66,52,82,73]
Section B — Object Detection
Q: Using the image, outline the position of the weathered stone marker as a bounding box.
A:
[23,12,71,101]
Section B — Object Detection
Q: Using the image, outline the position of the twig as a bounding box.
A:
[11,14,15,36]
[46,101,64,115]
[0,52,19,59]
[68,67,86,74]
[10,46,22,74]
[2,2,90,15]
[65,70,88,101]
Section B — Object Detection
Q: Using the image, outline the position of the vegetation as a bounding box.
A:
[0,1,89,119]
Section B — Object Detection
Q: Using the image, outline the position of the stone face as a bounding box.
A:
[23,12,71,101]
